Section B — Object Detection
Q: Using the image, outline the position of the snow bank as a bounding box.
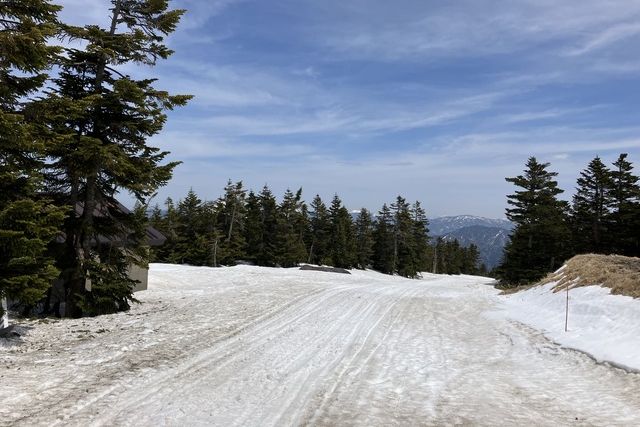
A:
[500,281,640,372]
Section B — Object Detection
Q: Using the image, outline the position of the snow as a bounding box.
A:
[1,298,7,330]
[1,264,639,426]
[497,281,640,372]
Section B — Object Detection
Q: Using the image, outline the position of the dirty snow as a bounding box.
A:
[498,281,640,372]
[1,264,639,426]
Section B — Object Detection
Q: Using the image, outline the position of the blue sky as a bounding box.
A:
[58,0,640,217]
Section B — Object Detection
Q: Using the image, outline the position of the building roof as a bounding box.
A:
[58,199,166,247]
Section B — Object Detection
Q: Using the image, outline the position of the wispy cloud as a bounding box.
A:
[567,22,640,56]
[55,0,640,217]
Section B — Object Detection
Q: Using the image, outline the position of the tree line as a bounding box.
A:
[148,183,484,278]
[0,0,190,319]
[497,154,640,286]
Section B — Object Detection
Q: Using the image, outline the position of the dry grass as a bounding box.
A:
[541,254,640,298]
[498,283,538,295]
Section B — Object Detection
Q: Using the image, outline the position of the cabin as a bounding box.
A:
[1,200,166,325]
[57,200,166,293]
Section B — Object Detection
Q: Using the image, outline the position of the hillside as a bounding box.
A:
[428,215,512,236]
[499,254,640,372]
[543,254,640,298]
[440,225,510,269]
[429,216,513,269]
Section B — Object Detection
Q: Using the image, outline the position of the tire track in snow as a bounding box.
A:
[62,284,371,425]
[296,283,422,426]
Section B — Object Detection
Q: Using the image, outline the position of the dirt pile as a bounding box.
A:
[542,254,640,298]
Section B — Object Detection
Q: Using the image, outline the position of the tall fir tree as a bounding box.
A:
[0,0,65,319]
[175,189,209,265]
[610,154,640,256]
[243,190,263,264]
[217,180,247,264]
[372,204,394,274]
[498,157,572,285]
[40,0,191,316]
[391,196,419,278]
[571,156,614,254]
[308,195,331,265]
[275,188,307,267]
[256,185,278,266]
[411,201,430,274]
[328,195,356,269]
[354,208,375,269]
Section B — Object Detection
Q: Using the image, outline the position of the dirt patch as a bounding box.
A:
[498,283,537,295]
[541,254,640,298]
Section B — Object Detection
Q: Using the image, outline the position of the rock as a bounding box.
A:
[299,265,351,274]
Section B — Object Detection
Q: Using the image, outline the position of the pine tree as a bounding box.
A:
[275,188,307,267]
[497,157,572,285]
[243,190,262,264]
[40,0,191,316]
[390,196,419,277]
[571,156,614,254]
[411,201,430,274]
[175,189,209,265]
[153,197,180,263]
[354,208,375,269]
[372,204,394,274]
[308,195,331,265]
[610,154,640,256]
[328,195,356,269]
[0,0,65,318]
[461,243,480,275]
[217,180,247,264]
[256,185,278,266]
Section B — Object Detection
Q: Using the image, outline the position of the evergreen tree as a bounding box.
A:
[610,154,640,256]
[372,204,394,274]
[0,0,65,317]
[256,185,278,266]
[40,0,191,316]
[175,189,209,265]
[328,195,356,269]
[391,196,419,277]
[243,190,262,264]
[571,156,614,254]
[153,197,180,263]
[275,188,307,267]
[308,195,331,265]
[354,208,375,269]
[497,157,571,285]
[461,243,480,275]
[217,180,246,264]
[411,201,430,274]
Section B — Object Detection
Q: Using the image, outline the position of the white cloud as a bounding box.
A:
[566,22,640,56]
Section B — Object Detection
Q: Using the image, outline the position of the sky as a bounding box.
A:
[57,0,640,218]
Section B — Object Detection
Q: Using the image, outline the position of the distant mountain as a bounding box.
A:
[428,215,513,236]
[440,225,511,270]
[348,213,512,270]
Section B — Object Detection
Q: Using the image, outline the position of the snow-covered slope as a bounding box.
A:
[498,281,640,372]
[1,264,639,426]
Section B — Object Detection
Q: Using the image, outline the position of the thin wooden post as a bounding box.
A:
[565,283,569,332]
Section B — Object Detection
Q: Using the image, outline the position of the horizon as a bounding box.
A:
[57,0,640,217]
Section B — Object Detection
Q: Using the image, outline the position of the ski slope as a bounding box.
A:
[1,264,639,426]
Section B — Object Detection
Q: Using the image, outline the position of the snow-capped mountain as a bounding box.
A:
[429,216,513,270]
[428,215,512,236]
